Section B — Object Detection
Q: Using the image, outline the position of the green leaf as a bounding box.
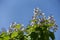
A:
[49,31,55,40]
[4,35,10,40]
[31,19,37,22]
[0,32,6,37]
[30,32,38,40]
[15,24,21,29]
[26,25,36,34]
[11,31,18,38]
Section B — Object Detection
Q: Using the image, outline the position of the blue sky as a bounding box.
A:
[0,0,60,40]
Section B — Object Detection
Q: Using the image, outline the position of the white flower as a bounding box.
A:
[30,22,34,26]
[37,19,41,24]
[32,16,36,20]
[54,24,58,28]
[14,28,18,31]
[34,12,38,15]
[20,24,25,31]
[48,16,54,20]
[48,16,55,24]
[37,22,40,24]
[7,28,13,33]
[10,22,16,28]
[48,16,51,20]
[33,17,36,20]
[33,8,39,16]
[41,13,45,16]
[39,12,45,16]
[21,27,25,31]
[12,22,16,26]
[39,19,41,21]
[34,8,39,12]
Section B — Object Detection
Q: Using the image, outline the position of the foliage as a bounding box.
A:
[0,8,58,40]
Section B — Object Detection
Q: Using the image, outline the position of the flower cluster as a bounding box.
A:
[8,22,25,32]
[30,8,58,32]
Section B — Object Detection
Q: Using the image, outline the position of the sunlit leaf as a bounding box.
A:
[4,35,10,40]
[15,24,21,29]
[11,31,18,38]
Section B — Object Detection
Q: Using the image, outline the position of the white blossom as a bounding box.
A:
[7,28,13,33]
[34,8,39,13]
[34,8,39,11]
[32,16,36,20]
[48,16,54,20]
[10,22,16,28]
[40,13,45,16]
[14,28,18,31]
[33,8,39,16]
[39,19,41,21]
[34,12,38,15]
[37,19,41,24]
[37,22,40,24]
[30,22,34,26]
[21,27,25,31]
[12,22,16,26]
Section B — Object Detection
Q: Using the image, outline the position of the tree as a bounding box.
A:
[0,8,58,40]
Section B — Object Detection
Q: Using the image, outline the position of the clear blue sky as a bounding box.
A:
[0,0,60,40]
